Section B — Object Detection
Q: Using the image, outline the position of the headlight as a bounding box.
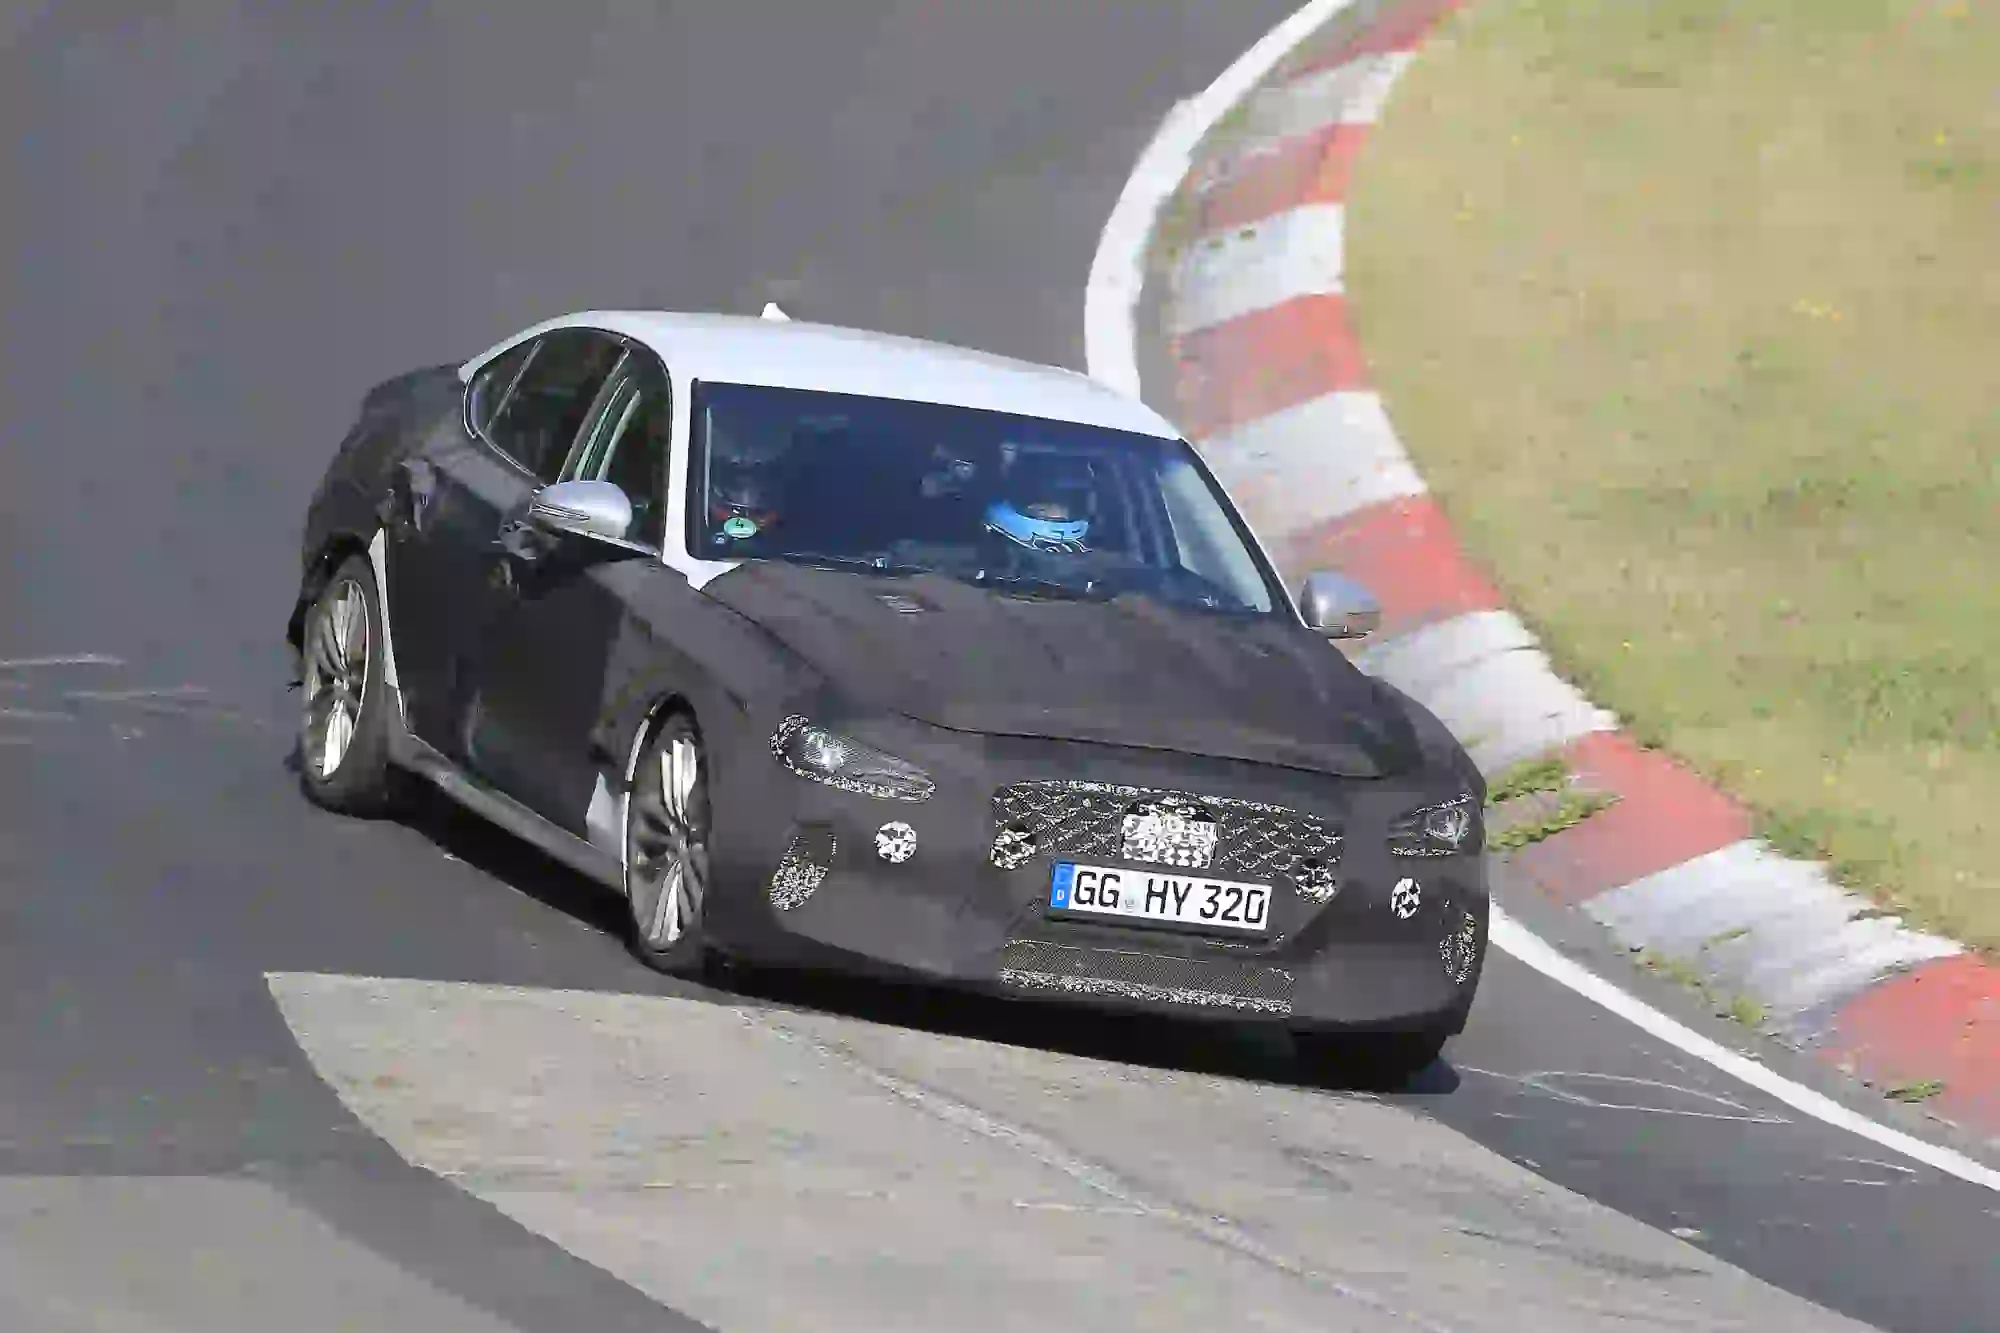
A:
[1389,794,1480,857]
[771,716,935,802]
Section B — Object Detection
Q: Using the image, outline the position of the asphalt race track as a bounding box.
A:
[3,5,1994,1331]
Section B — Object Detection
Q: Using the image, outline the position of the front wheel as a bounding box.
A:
[624,711,718,978]
[296,555,402,816]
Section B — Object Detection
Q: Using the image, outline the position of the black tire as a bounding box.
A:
[624,710,718,978]
[1293,1025,1451,1090]
[296,554,403,816]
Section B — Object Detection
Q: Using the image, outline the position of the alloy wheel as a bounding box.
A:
[302,578,371,779]
[628,727,710,950]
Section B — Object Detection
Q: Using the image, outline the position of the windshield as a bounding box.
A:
[688,382,1280,616]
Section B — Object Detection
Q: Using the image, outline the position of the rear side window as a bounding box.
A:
[479,329,625,483]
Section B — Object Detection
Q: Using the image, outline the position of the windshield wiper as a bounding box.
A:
[966,571,1108,602]
[777,551,929,576]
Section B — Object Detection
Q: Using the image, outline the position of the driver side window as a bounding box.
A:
[565,353,672,551]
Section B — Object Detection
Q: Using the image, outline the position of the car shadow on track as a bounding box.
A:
[369,766,1463,1103]
[283,744,644,945]
[390,779,639,940]
[727,962,1465,1101]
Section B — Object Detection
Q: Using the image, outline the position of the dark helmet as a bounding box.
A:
[709,460,781,535]
[705,416,788,538]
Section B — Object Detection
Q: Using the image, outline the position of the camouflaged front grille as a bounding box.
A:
[998,939,1293,1015]
[990,780,1344,901]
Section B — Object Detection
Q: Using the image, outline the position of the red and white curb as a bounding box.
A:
[1086,0,1999,1164]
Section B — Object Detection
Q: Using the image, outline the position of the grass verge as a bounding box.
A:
[1346,0,1999,954]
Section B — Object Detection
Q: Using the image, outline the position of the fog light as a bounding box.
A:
[1441,909,1480,984]
[990,824,1036,870]
[1295,858,1339,903]
[1389,793,1481,857]
[876,821,917,864]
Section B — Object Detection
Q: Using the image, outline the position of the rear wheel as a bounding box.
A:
[297,555,402,815]
[624,711,717,978]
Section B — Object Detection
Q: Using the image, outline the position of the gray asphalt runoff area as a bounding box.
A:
[2,5,1993,1332]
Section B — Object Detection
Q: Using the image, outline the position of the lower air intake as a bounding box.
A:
[997,938,1293,1016]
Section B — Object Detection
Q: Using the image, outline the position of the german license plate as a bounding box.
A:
[1048,861,1271,934]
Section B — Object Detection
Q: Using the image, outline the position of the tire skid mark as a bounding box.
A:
[0,707,77,723]
[63,685,211,701]
[0,656,275,735]
[430,1165,1153,1218]
[1455,1069,1794,1125]
[0,653,126,671]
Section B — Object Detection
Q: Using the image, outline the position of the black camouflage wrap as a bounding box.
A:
[291,367,1487,1036]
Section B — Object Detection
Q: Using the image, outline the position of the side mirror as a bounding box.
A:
[526,479,634,545]
[1297,570,1381,640]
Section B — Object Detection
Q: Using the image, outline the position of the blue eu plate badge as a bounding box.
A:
[1049,862,1075,909]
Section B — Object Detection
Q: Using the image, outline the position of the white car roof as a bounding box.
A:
[464,309,1183,441]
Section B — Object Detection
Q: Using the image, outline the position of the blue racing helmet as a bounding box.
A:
[984,499,1090,552]
[984,451,1095,553]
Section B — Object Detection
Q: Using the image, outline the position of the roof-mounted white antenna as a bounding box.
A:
[760,301,791,322]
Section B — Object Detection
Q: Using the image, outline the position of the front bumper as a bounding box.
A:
[705,726,1488,1034]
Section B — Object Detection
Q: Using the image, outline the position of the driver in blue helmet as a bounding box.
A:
[982,449,1097,555]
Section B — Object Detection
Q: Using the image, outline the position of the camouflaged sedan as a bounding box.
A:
[285,307,1488,1078]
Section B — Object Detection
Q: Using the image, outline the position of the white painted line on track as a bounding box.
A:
[1083,0,2000,1195]
[1490,908,2000,1192]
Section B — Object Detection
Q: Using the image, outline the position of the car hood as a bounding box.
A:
[704,563,1419,778]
